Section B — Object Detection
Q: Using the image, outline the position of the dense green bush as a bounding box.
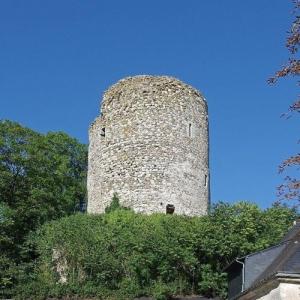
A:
[15,201,297,300]
[1,121,297,299]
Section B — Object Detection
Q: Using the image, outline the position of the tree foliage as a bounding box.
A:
[269,1,300,203]
[0,120,88,296]
[0,121,297,299]
[15,201,296,300]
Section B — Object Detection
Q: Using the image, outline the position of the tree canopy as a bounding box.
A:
[0,120,88,296]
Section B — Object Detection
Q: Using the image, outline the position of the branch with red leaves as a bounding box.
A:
[270,0,300,202]
[279,154,300,172]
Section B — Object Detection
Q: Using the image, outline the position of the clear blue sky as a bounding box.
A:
[1,0,299,208]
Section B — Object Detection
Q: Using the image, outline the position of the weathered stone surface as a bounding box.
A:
[87,75,209,216]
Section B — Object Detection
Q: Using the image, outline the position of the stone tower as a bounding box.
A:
[87,75,209,216]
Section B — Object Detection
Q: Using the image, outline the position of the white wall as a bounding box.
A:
[257,282,300,300]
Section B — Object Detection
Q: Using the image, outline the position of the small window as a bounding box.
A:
[100,128,105,137]
[188,123,192,137]
[204,175,208,187]
[166,204,175,214]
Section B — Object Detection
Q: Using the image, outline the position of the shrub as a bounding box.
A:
[15,202,297,299]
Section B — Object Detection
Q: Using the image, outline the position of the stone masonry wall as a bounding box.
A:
[87,75,209,216]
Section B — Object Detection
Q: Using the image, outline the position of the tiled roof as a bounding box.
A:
[244,221,300,292]
[280,221,300,242]
[226,221,300,300]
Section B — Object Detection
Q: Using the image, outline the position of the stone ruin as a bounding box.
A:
[87,75,209,216]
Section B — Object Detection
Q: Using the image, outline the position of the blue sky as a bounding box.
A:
[1,0,299,208]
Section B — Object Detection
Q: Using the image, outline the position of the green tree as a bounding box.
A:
[0,202,16,294]
[0,120,88,296]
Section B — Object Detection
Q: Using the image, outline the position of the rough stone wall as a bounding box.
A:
[87,75,209,216]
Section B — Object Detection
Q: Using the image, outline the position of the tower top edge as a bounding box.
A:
[101,75,207,106]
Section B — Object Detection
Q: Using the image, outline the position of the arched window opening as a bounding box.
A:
[100,128,105,137]
[166,204,175,214]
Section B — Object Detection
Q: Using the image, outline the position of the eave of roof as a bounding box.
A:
[223,240,289,272]
[230,221,300,299]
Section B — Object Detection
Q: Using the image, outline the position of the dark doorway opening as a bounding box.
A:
[166,204,175,214]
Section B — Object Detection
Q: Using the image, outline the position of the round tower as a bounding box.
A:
[87,75,209,216]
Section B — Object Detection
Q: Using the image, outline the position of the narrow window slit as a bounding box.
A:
[188,123,192,137]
